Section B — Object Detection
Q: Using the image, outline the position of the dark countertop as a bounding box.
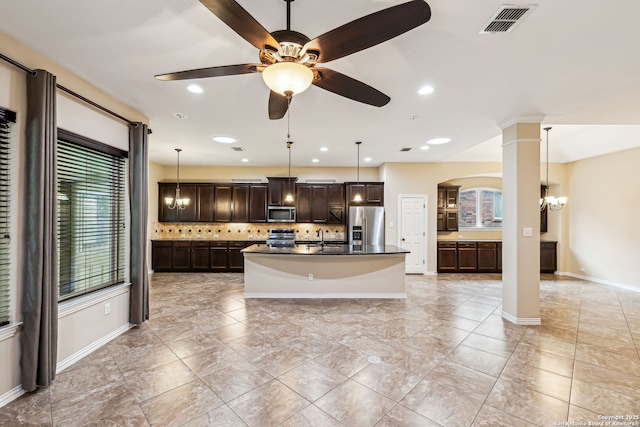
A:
[242,244,409,256]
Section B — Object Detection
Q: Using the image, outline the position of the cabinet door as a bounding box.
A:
[540,185,548,233]
[445,211,458,231]
[457,242,477,271]
[172,241,191,271]
[437,187,446,209]
[176,184,197,222]
[540,241,557,273]
[437,242,457,272]
[327,184,344,206]
[151,241,172,271]
[249,185,267,222]
[268,178,296,206]
[445,187,459,208]
[365,184,384,205]
[191,241,210,271]
[477,242,497,272]
[214,186,232,222]
[296,185,312,223]
[437,210,445,231]
[228,241,247,272]
[346,184,366,204]
[311,186,329,222]
[497,242,502,271]
[232,185,250,223]
[158,183,179,223]
[209,241,228,272]
[197,185,215,222]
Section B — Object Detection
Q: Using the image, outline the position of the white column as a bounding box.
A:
[501,121,541,325]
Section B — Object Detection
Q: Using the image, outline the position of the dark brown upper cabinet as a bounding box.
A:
[296,185,329,223]
[344,182,384,206]
[437,185,460,231]
[267,177,297,206]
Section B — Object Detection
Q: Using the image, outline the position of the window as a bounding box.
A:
[459,188,503,229]
[57,129,127,301]
[0,108,16,327]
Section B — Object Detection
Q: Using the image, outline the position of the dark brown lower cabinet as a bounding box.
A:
[437,241,555,273]
[436,241,457,272]
[172,241,191,271]
[191,241,210,271]
[209,241,228,272]
[477,242,498,272]
[152,240,259,272]
[457,242,477,271]
[540,241,557,273]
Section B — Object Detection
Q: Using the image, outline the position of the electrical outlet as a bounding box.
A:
[579,267,586,272]
[308,274,313,281]
[248,234,254,239]
[104,303,111,315]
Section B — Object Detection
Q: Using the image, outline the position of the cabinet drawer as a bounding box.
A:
[437,241,457,248]
[210,241,227,248]
[153,240,172,248]
[457,242,476,249]
[191,241,209,248]
[477,242,497,249]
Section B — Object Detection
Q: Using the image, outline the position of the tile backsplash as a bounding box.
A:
[150,222,346,242]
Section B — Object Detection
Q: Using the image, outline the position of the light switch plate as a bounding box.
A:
[522,227,533,237]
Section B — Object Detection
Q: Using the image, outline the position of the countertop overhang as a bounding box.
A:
[242,243,409,256]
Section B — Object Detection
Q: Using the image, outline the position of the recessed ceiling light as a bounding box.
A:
[312,158,319,163]
[418,85,434,95]
[187,84,203,94]
[320,147,328,152]
[420,145,430,151]
[213,136,237,144]
[364,157,372,162]
[427,137,451,145]
[241,158,249,163]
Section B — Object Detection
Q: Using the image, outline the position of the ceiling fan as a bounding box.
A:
[155,0,431,120]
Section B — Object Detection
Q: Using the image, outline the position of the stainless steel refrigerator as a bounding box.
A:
[348,206,385,246]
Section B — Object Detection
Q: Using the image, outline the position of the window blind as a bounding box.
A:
[57,129,126,301]
[0,108,16,327]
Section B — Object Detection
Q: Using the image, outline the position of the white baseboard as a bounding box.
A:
[425,271,438,276]
[501,310,541,326]
[56,323,134,373]
[557,272,639,293]
[0,385,25,409]
[244,293,407,299]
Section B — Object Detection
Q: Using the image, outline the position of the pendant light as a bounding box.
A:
[165,148,189,210]
[353,141,363,203]
[540,127,567,211]
[284,96,294,203]
[285,141,294,203]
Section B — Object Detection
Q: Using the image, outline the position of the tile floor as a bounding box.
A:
[2,273,640,426]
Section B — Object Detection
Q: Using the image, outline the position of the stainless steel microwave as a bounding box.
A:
[267,206,296,222]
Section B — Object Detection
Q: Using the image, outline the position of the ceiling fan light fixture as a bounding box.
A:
[262,62,313,96]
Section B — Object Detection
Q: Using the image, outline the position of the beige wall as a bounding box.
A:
[154,164,380,183]
[0,31,147,402]
[564,147,640,288]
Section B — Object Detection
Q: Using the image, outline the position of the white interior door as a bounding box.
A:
[399,195,426,274]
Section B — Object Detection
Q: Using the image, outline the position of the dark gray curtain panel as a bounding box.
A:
[21,69,59,391]
[129,123,149,324]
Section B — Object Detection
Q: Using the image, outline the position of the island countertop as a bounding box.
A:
[241,243,409,256]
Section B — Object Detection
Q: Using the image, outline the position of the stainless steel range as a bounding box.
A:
[266,228,296,247]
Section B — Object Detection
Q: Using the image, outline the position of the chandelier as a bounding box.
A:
[165,148,189,210]
[540,127,567,211]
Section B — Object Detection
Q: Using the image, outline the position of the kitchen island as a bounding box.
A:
[242,244,409,298]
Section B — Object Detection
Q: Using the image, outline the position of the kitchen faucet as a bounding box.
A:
[316,229,324,247]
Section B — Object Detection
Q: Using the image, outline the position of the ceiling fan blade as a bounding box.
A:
[155,64,260,81]
[304,0,431,63]
[312,68,390,107]
[199,0,279,51]
[269,91,290,120]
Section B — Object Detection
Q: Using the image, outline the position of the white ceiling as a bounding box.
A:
[1,0,640,167]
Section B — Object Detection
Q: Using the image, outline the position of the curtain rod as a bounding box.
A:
[0,52,150,132]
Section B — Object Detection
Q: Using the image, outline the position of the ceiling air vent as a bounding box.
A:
[479,5,536,34]
[400,147,412,152]
[231,146,246,152]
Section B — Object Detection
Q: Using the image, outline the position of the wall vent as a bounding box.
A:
[400,147,412,152]
[231,146,246,152]
[479,5,536,34]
